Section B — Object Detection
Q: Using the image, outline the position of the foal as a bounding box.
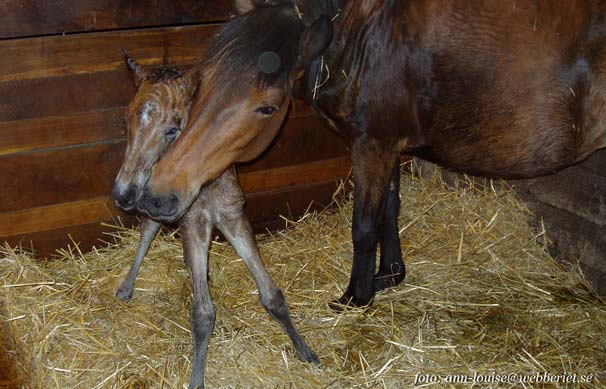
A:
[112,55,318,389]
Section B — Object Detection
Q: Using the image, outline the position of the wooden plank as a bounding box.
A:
[239,156,351,193]
[0,108,125,156]
[245,180,342,230]
[0,197,117,237]
[0,24,219,83]
[0,142,125,213]
[0,0,232,39]
[514,164,606,227]
[1,180,343,259]
[1,218,137,260]
[0,157,351,238]
[0,70,135,122]
[577,149,606,177]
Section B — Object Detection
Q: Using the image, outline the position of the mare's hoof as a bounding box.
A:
[373,269,406,292]
[116,286,134,302]
[328,293,373,312]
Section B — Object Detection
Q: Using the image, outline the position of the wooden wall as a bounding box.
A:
[515,150,606,296]
[0,1,350,258]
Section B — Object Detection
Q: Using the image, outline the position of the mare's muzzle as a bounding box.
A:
[136,189,182,222]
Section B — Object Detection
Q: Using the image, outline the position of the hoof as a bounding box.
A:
[116,286,134,302]
[373,268,405,292]
[298,347,320,364]
[328,293,373,312]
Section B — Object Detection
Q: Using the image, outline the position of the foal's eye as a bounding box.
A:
[165,127,180,139]
[255,106,277,116]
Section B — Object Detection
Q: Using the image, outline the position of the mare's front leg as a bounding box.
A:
[374,161,405,291]
[116,217,161,301]
[181,206,215,389]
[214,169,319,364]
[331,139,401,309]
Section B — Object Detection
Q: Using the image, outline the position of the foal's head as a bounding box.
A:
[135,0,333,221]
[113,54,201,212]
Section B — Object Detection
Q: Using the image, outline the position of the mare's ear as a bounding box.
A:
[180,68,202,101]
[296,15,333,74]
[123,50,147,88]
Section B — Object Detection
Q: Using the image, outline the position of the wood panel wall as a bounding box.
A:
[515,151,606,296]
[0,1,350,258]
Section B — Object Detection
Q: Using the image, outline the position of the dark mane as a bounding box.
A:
[147,66,183,83]
[297,0,341,25]
[204,4,305,87]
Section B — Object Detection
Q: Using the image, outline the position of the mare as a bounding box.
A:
[112,54,318,389]
[134,0,606,309]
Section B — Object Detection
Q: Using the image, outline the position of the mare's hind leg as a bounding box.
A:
[374,161,405,292]
[116,217,161,301]
[214,170,318,363]
[331,140,400,309]
[181,208,215,389]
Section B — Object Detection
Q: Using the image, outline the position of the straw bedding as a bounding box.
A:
[1,168,605,388]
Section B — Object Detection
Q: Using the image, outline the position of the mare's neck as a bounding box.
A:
[300,1,398,111]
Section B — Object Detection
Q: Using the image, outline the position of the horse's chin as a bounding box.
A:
[136,205,184,224]
[135,189,186,223]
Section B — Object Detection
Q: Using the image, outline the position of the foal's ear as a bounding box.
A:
[234,0,287,15]
[123,50,147,88]
[180,69,202,100]
[296,15,333,73]
[234,0,256,14]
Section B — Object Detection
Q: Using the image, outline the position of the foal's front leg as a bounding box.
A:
[116,217,161,301]
[181,208,215,389]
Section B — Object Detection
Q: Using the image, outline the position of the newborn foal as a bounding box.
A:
[112,54,317,389]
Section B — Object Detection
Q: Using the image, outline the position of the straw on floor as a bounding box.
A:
[1,168,605,388]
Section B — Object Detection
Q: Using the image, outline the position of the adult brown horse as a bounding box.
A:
[136,0,606,309]
[113,54,317,388]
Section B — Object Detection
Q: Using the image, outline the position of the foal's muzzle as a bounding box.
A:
[112,183,139,212]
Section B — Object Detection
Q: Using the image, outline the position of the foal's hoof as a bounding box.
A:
[298,347,320,364]
[116,286,134,302]
[373,268,405,292]
[328,293,373,312]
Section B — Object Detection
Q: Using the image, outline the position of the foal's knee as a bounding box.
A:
[190,304,216,336]
[261,289,288,319]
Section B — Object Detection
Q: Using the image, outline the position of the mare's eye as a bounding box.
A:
[165,127,180,139]
[255,106,277,116]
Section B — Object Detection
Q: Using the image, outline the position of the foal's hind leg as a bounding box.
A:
[213,170,318,363]
[181,209,215,389]
[374,161,405,292]
[116,217,161,301]
[218,214,319,363]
